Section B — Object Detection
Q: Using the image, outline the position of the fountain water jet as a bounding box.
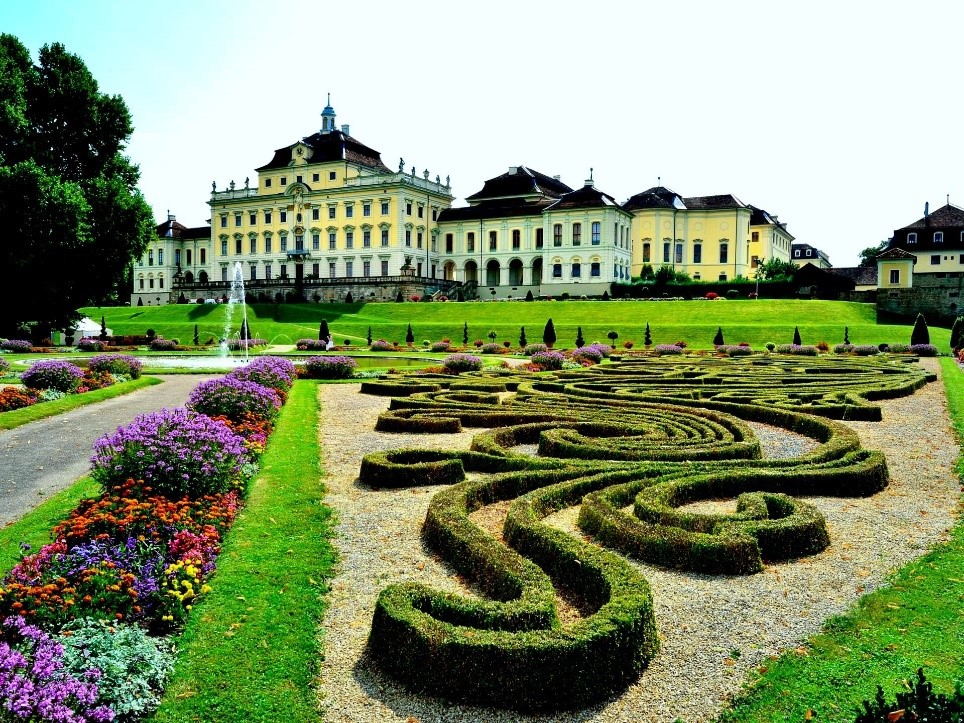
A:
[219,262,250,363]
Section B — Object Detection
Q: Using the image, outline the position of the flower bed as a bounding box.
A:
[225,338,267,350]
[369,339,393,351]
[530,350,565,370]
[0,339,32,352]
[295,339,327,351]
[0,357,9,376]
[303,355,357,379]
[442,354,483,374]
[87,354,143,379]
[774,344,818,356]
[77,338,107,352]
[21,360,85,393]
[0,358,295,720]
[654,344,684,355]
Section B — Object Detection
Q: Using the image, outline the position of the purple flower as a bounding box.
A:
[21,360,85,392]
[442,354,483,373]
[91,407,247,499]
[303,356,357,379]
[530,351,565,370]
[87,354,143,379]
[227,357,295,393]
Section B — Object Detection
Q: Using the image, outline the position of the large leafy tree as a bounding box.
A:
[0,34,153,338]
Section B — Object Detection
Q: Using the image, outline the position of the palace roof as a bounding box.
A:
[255,129,391,173]
[465,166,573,203]
[547,182,624,211]
[900,203,964,229]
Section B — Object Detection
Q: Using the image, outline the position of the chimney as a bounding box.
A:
[925,201,930,226]
[508,166,518,175]
[341,124,350,135]
[167,212,176,223]
[553,175,561,180]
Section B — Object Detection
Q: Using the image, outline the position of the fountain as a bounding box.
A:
[219,262,250,364]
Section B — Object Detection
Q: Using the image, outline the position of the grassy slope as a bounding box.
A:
[82,300,946,351]
[152,380,334,722]
[717,357,964,722]
[0,377,161,431]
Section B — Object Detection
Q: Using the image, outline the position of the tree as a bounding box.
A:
[519,327,527,348]
[644,323,652,347]
[405,323,414,345]
[713,327,724,347]
[462,322,468,346]
[345,291,353,304]
[858,240,888,268]
[543,318,556,348]
[525,290,534,301]
[950,317,964,352]
[575,326,584,348]
[911,313,930,346]
[319,319,330,342]
[193,324,199,346]
[758,258,797,280]
[793,326,802,345]
[366,326,372,345]
[487,330,497,342]
[844,326,850,345]
[607,330,619,348]
[98,315,107,342]
[396,290,403,303]
[601,290,610,301]
[0,35,154,338]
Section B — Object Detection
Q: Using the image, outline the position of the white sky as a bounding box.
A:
[4,0,962,267]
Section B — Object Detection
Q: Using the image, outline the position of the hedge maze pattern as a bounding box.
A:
[356,355,931,711]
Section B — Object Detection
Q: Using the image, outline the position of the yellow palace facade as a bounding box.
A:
[132,101,794,305]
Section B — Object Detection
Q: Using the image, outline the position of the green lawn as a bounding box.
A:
[717,357,964,722]
[152,380,334,722]
[0,376,161,431]
[82,299,946,351]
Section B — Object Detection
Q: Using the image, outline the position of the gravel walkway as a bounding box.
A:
[0,375,215,526]
[316,357,960,722]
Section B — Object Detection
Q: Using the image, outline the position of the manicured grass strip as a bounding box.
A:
[0,377,161,431]
[0,477,100,571]
[153,380,335,722]
[716,357,964,722]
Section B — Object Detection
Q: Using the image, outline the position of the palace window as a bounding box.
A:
[381,259,389,275]
[693,244,702,263]
[158,275,164,289]
[235,214,241,227]
[311,263,319,276]
[512,229,520,250]
[250,264,257,280]
[363,203,371,217]
[295,234,304,250]
[445,233,453,253]
[417,231,423,248]
[345,261,353,277]
[220,240,227,256]
[200,249,206,264]
[572,262,581,278]
[572,223,581,245]
[432,208,438,221]
[590,262,600,277]
[363,230,371,247]
[328,206,336,219]
[536,228,544,248]
[312,173,319,182]
[249,213,257,225]
[220,216,227,228]
[467,232,475,253]
[406,202,412,215]
[264,211,272,224]
[663,242,671,263]
[907,233,917,243]
[405,229,412,246]
[552,263,562,278]
[280,264,287,278]
[932,254,941,265]
[675,243,683,265]
[265,264,272,279]
[643,243,651,263]
[184,249,190,265]
[890,269,900,284]
[381,201,390,215]
[553,224,562,246]
[329,232,337,250]
[280,211,287,223]
[329,171,336,180]
[752,231,759,242]
[592,222,601,244]
[139,277,144,290]
[265,237,273,253]
[312,233,320,250]
[363,260,371,277]
[935,232,944,243]
[236,237,244,254]
[250,238,257,254]
[417,205,424,219]
[489,231,497,251]
[312,208,320,221]
[381,229,389,246]
[296,175,302,184]
[264,178,271,188]
[329,262,337,278]
[280,177,287,186]
[345,205,353,219]
[719,243,729,264]
[280,236,288,252]
[346,232,354,249]
[148,249,154,266]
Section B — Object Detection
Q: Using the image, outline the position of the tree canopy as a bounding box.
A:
[0,34,153,338]
[858,241,889,268]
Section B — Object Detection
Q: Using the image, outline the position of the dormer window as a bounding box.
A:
[794,249,800,257]
[907,233,917,244]
[934,232,944,243]
[806,249,812,257]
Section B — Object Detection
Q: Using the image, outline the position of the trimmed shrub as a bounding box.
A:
[431,341,451,352]
[572,346,604,364]
[720,345,752,356]
[774,344,818,356]
[370,339,393,351]
[187,376,281,423]
[833,343,855,354]
[910,312,930,346]
[654,344,684,355]
[296,338,327,351]
[523,343,547,355]
[91,407,247,498]
[21,360,84,392]
[888,343,910,353]
[88,354,143,379]
[852,345,880,356]
[77,337,107,352]
[443,354,484,374]
[304,355,358,379]
[481,343,502,354]
[149,338,177,351]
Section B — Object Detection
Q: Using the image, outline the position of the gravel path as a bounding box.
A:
[0,375,215,526]
[316,357,960,722]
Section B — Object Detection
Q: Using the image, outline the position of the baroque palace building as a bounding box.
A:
[132,100,794,305]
